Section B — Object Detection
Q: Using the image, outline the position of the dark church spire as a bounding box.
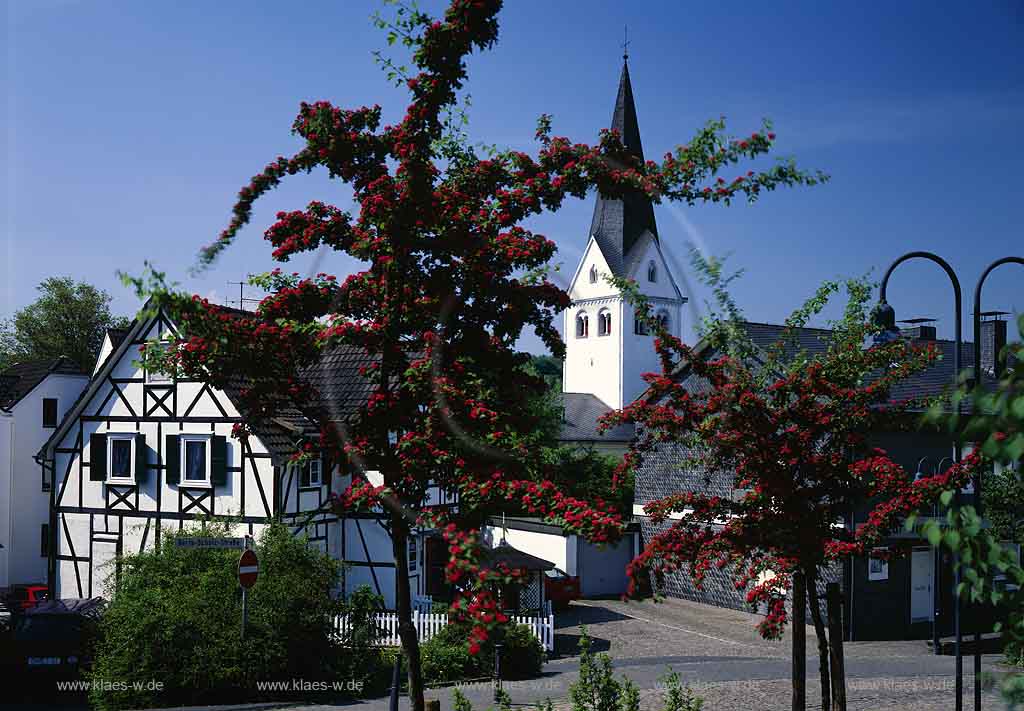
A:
[588,58,659,276]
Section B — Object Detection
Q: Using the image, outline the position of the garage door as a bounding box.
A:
[578,535,632,597]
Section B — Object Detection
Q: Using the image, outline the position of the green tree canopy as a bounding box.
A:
[0,277,131,372]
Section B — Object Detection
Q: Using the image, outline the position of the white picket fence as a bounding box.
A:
[333,609,555,651]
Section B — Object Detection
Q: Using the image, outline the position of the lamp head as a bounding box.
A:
[871,301,901,346]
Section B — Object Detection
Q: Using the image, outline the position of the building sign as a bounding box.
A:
[868,548,889,581]
[173,537,246,549]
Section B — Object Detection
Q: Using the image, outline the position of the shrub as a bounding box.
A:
[420,621,545,685]
[569,627,639,711]
[660,669,703,711]
[87,520,347,709]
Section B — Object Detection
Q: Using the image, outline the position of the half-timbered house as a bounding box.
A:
[35,306,354,600]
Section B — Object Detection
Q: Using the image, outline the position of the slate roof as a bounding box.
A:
[483,540,556,571]
[0,357,86,411]
[664,321,998,413]
[558,391,635,443]
[106,328,129,350]
[588,60,658,277]
[300,344,378,424]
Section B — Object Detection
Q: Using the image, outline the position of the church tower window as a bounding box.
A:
[648,260,658,283]
[598,309,612,337]
[576,312,589,338]
[589,265,598,284]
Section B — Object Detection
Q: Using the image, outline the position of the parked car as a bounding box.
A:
[9,598,104,681]
[6,584,50,612]
[543,567,581,610]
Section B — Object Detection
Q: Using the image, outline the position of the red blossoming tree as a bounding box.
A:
[138,2,826,708]
[603,273,984,711]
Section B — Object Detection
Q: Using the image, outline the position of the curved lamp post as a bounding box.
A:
[875,252,1023,711]
[873,251,964,709]
[969,256,1024,711]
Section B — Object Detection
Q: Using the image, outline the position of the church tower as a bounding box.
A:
[562,58,687,410]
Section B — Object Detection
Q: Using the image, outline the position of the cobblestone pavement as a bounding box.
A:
[283,597,1012,711]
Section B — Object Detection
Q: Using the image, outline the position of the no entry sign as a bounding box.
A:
[238,549,259,589]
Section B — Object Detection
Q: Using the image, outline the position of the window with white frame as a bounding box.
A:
[294,458,323,488]
[180,434,212,486]
[145,340,173,384]
[107,434,136,482]
[634,316,648,335]
[598,309,612,337]
[656,309,670,331]
[576,312,589,338]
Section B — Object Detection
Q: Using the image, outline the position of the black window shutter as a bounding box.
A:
[165,435,180,484]
[89,434,107,481]
[299,460,310,488]
[321,451,332,489]
[40,524,49,557]
[211,435,227,486]
[134,434,148,483]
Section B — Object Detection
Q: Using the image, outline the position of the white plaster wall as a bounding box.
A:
[7,373,88,587]
[484,525,568,572]
[0,415,12,589]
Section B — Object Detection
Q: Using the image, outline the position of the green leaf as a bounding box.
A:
[940,490,955,507]
[926,525,943,546]
[945,530,961,548]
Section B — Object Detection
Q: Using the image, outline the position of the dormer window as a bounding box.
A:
[589,265,598,284]
[576,312,590,338]
[598,309,612,337]
[648,260,658,283]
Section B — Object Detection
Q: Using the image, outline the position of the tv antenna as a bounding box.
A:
[226,277,263,310]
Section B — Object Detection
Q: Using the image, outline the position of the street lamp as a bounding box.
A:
[876,251,1023,711]
[874,251,964,709]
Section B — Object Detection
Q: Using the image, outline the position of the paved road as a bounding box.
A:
[289,597,1011,711]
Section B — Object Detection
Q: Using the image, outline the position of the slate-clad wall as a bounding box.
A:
[635,431,841,625]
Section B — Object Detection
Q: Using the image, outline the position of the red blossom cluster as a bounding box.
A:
[603,313,974,638]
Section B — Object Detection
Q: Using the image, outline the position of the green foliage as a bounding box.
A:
[916,314,1024,706]
[569,628,640,711]
[86,520,349,709]
[419,621,544,684]
[453,687,474,711]
[338,585,390,692]
[659,669,704,711]
[0,277,131,372]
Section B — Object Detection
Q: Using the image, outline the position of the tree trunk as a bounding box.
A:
[806,571,831,711]
[792,571,807,711]
[392,518,425,711]
[826,583,847,711]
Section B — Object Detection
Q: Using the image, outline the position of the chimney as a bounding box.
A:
[898,318,937,342]
[980,312,1009,379]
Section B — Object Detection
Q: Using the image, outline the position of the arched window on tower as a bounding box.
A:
[655,309,670,332]
[589,265,598,284]
[598,309,612,337]
[576,311,589,338]
[648,260,658,283]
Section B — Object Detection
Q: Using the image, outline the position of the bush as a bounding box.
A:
[87,520,348,709]
[420,621,545,685]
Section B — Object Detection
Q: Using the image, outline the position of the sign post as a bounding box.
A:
[238,538,258,640]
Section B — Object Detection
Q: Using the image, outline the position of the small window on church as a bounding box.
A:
[656,310,670,331]
[648,261,657,283]
[598,309,612,337]
[589,265,598,284]
[576,312,589,338]
[634,317,648,336]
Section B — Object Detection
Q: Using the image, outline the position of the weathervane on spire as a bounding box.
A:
[622,25,630,61]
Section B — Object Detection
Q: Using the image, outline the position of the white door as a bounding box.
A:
[910,548,934,623]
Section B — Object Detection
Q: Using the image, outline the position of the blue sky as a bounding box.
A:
[4,0,1023,352]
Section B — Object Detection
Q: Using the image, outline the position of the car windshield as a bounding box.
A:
[13,615,82,642]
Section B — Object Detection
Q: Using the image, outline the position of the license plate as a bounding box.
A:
[27,657,62,666]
